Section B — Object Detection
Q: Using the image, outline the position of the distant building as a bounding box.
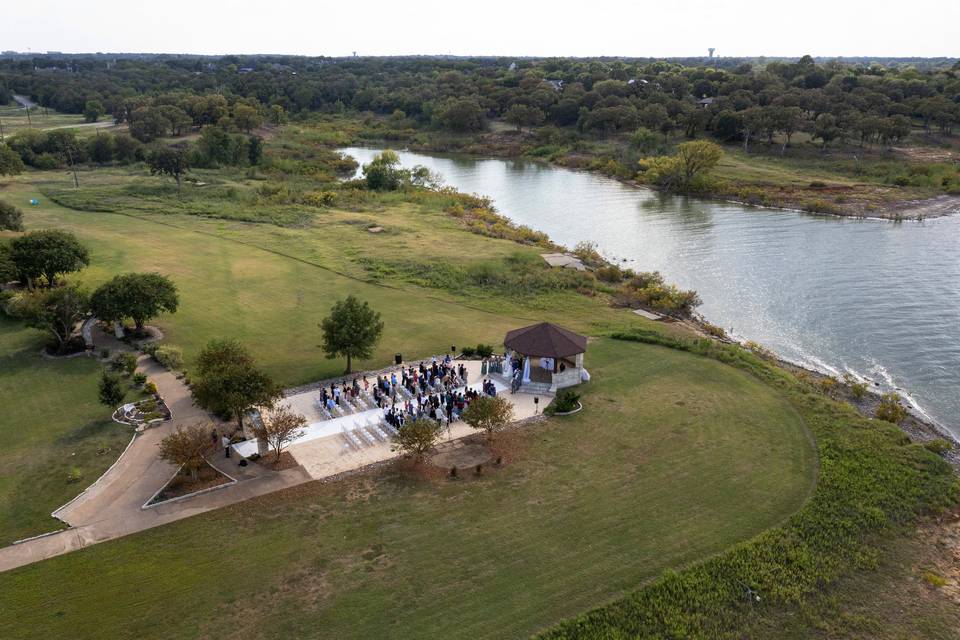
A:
[546,79,563,91]
[508,61,517,72]
[698,96,716,108]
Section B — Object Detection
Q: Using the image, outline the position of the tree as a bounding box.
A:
[248,135,263,166]
[90,272,179,334]
[629,127,663,155]
[83,99,105,123]
[87,133,114,163]
[0,200,24,231]
[269,104,288,125]
[462,395,515,440]
[674,140,724,186]
[437,98,485,132]
[47,130,82,187]
[232,104,263,133]
[363,150,406,191]
[319,295,384,374]
[391,418,441,461]
[253,406,307,464]
[191,339,281,433]
[0,243,16,283]
[13,284,89,353]
[772,106,804,155]
[158,424,215,481]
[146,144,190,193]
[9,229,90,287]
[503,104,545,132]
[0,144,25,176]
[813,113,841,150]
[98,369,125,408]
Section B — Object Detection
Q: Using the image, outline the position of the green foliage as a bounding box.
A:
[363,150,406,191]
[132,371,148,386]
[111,351,138,376]
[0,199,24,231]
[875,392,908,424]
[9,229,89,286]
[436,97,485,132]
[83,99,105,123]
[191,338,280,431]
[638,140,724,192]
[146,144,190,192]
[504,104,545,132]
[474,343,495,358]
[923,439,953,455]
[153,345,183,371]
[8,284,89,353]
[615,271,701,317]
[0,143,25,176]
[90,272,179,332]
[548,388,581,414]
[319,295,384,373]
[97,369,125,408]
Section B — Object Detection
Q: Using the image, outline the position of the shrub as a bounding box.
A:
[595,264,626,283]
[875,392,908,424]
[474,343,495,358]
[842,373,869,400]
[132,371,148,386]
[154,345,183,370]
[144,381,159,395]
[460,346,477,357]
[923,439,953,455]
[549,388,581,414]
[111,352,138,376]
[302,190,337,207]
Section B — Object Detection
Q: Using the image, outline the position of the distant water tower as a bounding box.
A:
[708,48,716,58]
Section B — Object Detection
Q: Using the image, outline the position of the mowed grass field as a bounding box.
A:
[0,338,816,639]
[0,318,135,544]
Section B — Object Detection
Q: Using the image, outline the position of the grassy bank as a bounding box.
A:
[539,330,958,638]
[0,317,135,544]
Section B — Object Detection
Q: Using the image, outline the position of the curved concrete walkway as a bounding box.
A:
[0,352,311,573]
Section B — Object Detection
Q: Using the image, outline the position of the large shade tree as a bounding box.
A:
[319,295,384,374]
[191,339,281,433]
[90,272,179,334]
[9,229,89,288]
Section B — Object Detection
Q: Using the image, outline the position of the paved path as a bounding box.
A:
[0,350,541,573]
[0,349,311,573]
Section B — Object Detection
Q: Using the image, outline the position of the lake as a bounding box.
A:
[342,147,960,438]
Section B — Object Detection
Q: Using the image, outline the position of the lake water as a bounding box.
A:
[341,147,960,438]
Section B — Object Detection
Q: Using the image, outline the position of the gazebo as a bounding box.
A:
[503,322,588,392]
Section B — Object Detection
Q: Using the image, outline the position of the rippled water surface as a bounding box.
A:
[343,147,960,436]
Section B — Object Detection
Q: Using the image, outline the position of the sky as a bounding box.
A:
[2,0,958,58]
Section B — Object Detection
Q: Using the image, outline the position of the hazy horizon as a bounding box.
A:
[2,0,957,59]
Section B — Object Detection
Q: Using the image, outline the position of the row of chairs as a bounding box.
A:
[340,414,400,451]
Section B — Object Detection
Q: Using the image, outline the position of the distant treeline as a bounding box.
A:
[1,54,958,145]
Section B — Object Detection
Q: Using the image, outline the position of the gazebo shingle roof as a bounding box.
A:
[504,322,587,359]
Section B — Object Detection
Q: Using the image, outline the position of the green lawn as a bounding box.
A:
[0,317,134,543]
[0,338,816,639]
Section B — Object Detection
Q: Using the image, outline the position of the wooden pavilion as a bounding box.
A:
[503,322,588,392]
